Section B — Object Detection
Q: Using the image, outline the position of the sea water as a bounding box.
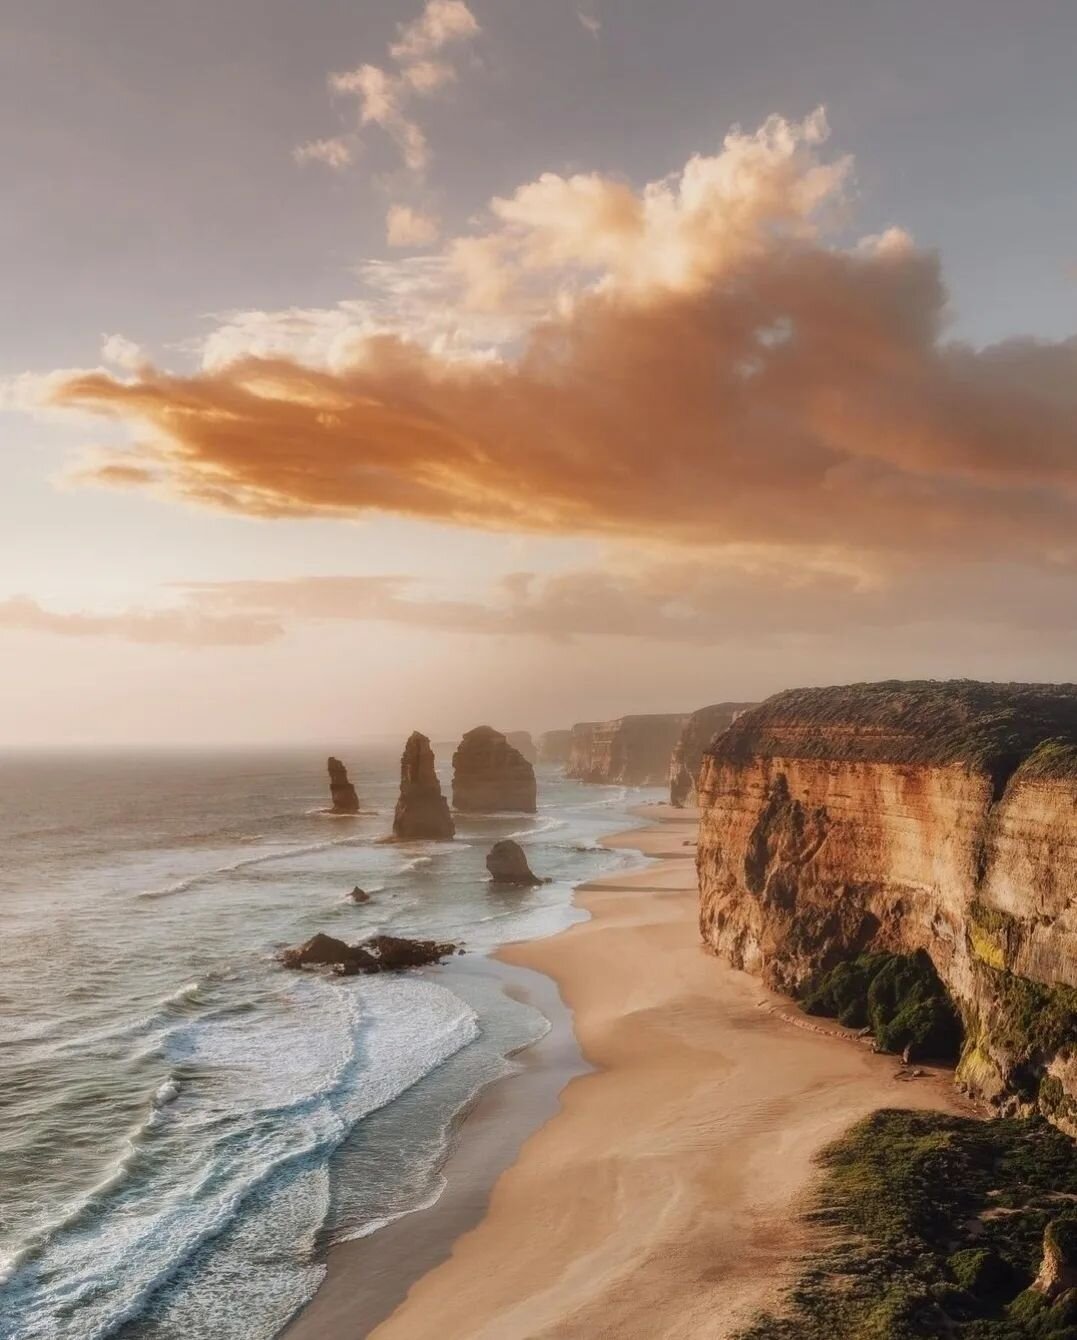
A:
[0,748,653,1339]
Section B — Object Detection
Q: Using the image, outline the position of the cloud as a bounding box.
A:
[578,11,601,37]
[386,204,441,247]
[101,334,146,371]
[0,596,280,647]
[299,0,480,176]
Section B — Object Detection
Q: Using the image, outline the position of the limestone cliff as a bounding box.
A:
[566,714,686,787]
[452,727,537,813]
[669,702,756,806]
[327,756,360,813]
[696,681,1077,1125]
[537,730,572,765]
[392,732,455,840]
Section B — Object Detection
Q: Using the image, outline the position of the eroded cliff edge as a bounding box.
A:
[567,713,686,786]
[696,681,1077,1127]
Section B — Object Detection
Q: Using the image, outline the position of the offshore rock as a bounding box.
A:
[349,886,370,903]
[280,931,456,975]
[695,680,1077,1124]
[537,729,572,765]
[486,839,543,886]
[567,714,686,786]
[327,756,360,813]
[392,732,455,840]
[669,702,756,807]
[506,731,538,764]
[452,726,536,813]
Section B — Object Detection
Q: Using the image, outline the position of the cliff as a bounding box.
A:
[696,680,1077,1125]
[669,702,756,806]
[327,756,359,813]
[392,732,455,840]
[537,729,572,765]
[567,713,686,787]
[452,727,537,813]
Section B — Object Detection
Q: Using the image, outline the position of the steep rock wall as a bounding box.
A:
[566,713,686,786]
[669,702,756,806]
[696,681,1077,1125]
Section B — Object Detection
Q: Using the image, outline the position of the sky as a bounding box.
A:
[2,0,1077,746]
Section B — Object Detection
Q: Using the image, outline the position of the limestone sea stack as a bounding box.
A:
[452,726,537,813]
[486,839,543,886]
[280,931,457,975]
[695,680,1077,1127]
[669,702,756,806]
[566,714,686,786]
[327,756,360,813]
[537,729,572,765]
[392,732,455,840]
[506,731,538,764]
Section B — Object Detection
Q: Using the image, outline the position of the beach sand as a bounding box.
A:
[361,804,966,1340]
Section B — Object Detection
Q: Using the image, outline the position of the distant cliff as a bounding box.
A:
[696,681,1077,1127]
[537,730,572,766]
[567,714,686,787]
[668,702,756,806]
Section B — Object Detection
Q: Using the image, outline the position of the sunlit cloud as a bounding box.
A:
[386,204,441,247]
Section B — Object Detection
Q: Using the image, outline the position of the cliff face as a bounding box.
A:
[537,729,572,765]
[696,681,1077,1126]
[392,732,454,840]
[669,702,756,806]
[452,727,537,813]
[567,714,686,787]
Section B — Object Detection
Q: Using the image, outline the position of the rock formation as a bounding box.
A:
[566,714,686,786]
[452,726,536,813]
[485,839,543,886]
[695,680,1077,1125]
[1032,1217,1077,1301]
[537,729,572,765]
[349,886,370,903]
[392,732,455,840]
[669,702,756,807]
[506,731,537,764]
[327,756,360,813]
[280,931,457,975]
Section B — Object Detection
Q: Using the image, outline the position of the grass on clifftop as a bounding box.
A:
[801,950,963,1062]
[710,681,1077,778]
[739,1110,1077,1339]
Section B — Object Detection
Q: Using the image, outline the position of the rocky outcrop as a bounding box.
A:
[486,839,543,886]
[567,714,686,786]
[452,727,536,813]
[695,680,1077,1124]
[327,756,360,813]
[506,731,537,764]
[392,733,455,840]
[280,931,457,975]
[669,702,756,806]
[537,729,572,765]
[348,886,370,903]
[1032,1218,1077,1301]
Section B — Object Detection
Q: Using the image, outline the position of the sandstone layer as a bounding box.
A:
[567,713,686,787]
[327,756,360,813]
[696,680,1077,1126]
[537,729,572,765]
[668,702,756,806]
[452,727,536,813]
[392,733,455,840]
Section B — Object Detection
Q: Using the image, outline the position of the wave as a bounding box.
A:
[501,816,568,841]
[138,834,373,900]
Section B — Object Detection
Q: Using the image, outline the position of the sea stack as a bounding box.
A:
[392,732,455,840]
[327,756,360,813]
[485,839,543,886]
[452,726,537,813]
[506,731,538,764]
[537,729,572,765]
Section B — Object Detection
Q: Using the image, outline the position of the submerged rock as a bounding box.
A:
[486,839,544,886]
[392,732,455,840]
[280,931,457,975]
[327,756,360,814]
[452,726,536,813]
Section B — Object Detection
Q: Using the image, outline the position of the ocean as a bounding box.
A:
[0,747,653,1340]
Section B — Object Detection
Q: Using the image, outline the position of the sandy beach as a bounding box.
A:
[358,804,966,1339]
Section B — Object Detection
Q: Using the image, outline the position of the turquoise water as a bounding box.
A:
[0,748,652,1339]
